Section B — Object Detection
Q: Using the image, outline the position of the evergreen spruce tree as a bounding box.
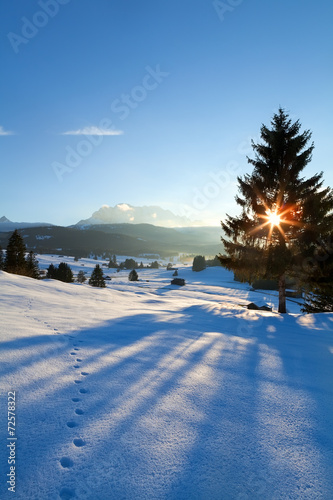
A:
[57,262,74,283]
[26,251,40,279]
[107,255,117,268]
[302,240,333,312]
[192,255,206,272]
[5,229,28,276]
[89,264,106,287]
[47,263,57,279]
[0,246,4,270]
[124,258,137,270]
[77,270,87,283]
[219,108,333,313]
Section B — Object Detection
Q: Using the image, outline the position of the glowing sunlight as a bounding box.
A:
[267,210,281,227]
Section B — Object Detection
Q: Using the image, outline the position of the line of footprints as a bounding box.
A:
[59,337,89,500]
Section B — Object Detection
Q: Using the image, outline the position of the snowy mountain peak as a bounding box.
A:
[76,203,201,228]
[0,216,12,223]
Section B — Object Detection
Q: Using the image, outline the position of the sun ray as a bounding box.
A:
[245,187,304,242]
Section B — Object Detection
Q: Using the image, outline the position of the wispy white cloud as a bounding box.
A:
[61,126,123,136]
[0,126,15,136]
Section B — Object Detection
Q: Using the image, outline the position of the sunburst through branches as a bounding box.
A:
[267,210,281,227]
[250,198,304,242]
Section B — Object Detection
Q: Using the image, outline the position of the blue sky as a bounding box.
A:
[1,0,332,226]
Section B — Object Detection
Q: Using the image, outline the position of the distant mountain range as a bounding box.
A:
[0,216,52,231]
[0,205,223,258]
[75,203,203,227]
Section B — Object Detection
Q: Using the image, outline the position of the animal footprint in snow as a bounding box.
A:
[73,348,79,351]
[73,438,85,447]
[74,380,82,384]
[59,487,75,499]
[81,372,89,376]
[79,388,88,394]
[60,457,73,468]
[73,365,80,369]
[75,408,84,415]
[72,398,80,402]
[76,358,82,362]
[70,352,76,356]
[66,421,78,428]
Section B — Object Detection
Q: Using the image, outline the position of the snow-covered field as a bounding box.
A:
[1,266,333,499]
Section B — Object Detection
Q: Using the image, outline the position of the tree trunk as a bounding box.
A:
[278,274,287,313]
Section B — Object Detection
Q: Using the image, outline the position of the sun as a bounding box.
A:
[250,196,304,242]
[267,210,281,227]
[252,207,284,240]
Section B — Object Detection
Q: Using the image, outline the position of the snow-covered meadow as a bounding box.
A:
[1,265,333,499]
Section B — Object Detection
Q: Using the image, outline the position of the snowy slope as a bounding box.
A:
[0,268,333,499]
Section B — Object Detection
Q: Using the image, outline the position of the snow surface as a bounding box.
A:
[1,267,333,499]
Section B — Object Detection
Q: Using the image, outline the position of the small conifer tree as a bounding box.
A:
[124,258,137,270]
[129,269,138,281]
[5,229,28,276]
[192,255,206,272]
[89,264,106,287]
[47,263,57,279]
[108,255,117,268]
[26,251,40,279]
[77,270,86,283]
[57,262,74,283]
